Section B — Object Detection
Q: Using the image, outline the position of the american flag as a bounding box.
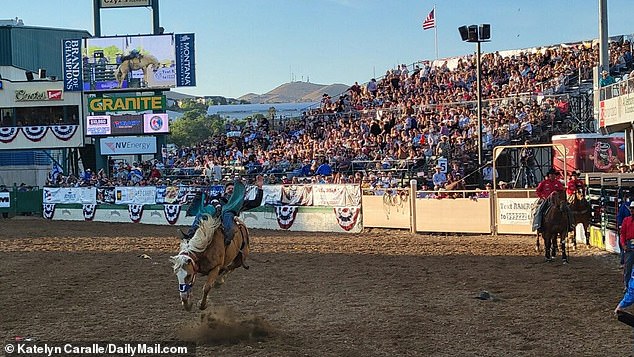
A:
[422,8,435,30]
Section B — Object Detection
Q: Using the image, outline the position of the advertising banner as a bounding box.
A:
[312,185,347,206]
[115,186,157,205]
[143,113,169,134]
[100,0,151,8]
[86,115,112,136]
[100,136,157,155]
[111,114,144,135]
[497,198,538,225]
[175,33,196,87]
[0,192,10,208]
[62,39,82,91]
[552,134,625,173]
[43,187,97,204]
[82,34,179,92]
[88,95,166,112]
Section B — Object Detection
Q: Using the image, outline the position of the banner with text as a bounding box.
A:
[175,33,196,87]
[497,198,538,225]
[43,187,97,204]
[0,192,10,207]
[100,136,157,155]
[115,186,157,205]
[62,39,82,91]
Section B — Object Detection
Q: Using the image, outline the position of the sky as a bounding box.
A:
[4,0,634,98]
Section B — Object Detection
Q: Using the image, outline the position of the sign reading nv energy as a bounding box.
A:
[100,136,157,155]
[76,34,196,92]
[88,95,166,112]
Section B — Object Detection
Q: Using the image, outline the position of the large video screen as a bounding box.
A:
[86,114,170,136]
[79,34,196,92]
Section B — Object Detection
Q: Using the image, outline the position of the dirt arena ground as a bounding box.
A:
[0,217,630,356]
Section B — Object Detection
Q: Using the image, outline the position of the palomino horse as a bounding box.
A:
[114,54,160,89]
[568,187,591,249]
[169,214,249,311]
[541,191,570,263]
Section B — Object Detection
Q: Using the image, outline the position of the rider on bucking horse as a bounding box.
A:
[532,168,575,233]
[120,49,141,63]
[181,175,264,246]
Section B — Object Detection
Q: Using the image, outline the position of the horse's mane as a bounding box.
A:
[182,214,222,253]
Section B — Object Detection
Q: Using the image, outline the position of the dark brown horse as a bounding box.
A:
[170,214,250,311]
[542,191,570,263]
[568,187,591,249]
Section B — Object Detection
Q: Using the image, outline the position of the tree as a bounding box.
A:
[168,109,224,147]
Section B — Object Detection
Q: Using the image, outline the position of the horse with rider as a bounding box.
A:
[170,176,263,310]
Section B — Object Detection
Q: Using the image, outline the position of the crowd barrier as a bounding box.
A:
[0,181,606,247]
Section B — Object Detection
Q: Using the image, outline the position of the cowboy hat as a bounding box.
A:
[546,168,559,175]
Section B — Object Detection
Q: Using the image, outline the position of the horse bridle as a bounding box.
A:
[178,251,199,293]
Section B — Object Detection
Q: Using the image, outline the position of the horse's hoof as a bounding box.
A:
[198,300,207,310]
[183,300,193,312]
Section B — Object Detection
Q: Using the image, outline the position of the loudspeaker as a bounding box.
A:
[479,24,491,40]
[25,71,33,81]
[467,25,479,42]
[38,69,46,79]
[458,26,468,41]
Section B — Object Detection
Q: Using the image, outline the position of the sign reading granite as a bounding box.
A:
[88,95,166,112]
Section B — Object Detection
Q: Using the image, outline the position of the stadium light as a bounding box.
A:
[459,24,491,167]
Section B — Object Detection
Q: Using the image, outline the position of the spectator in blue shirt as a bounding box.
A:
[432,165,447,189]
[316,159,332,176]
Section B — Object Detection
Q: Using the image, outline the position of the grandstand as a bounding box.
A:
[48,34,633,191]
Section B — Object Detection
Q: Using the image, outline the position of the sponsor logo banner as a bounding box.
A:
[100,136,157,155]
[15,89,64,101]
[175,33,196,87]
[115,186,157,205]
[43,187,97,204]
[86,115,112,136]
[62,39,83,91]
[100,0,150,8]
[497,198,538,225]
[0,192,10,208]
[88,95,166,112]
[111,114,144,135]
[143,113,169,133]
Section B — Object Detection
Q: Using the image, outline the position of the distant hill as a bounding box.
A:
[239,81,350,104]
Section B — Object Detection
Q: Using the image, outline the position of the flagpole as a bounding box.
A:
[434,4,438,59]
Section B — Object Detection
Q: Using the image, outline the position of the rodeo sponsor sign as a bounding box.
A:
[0,192,10,208]
[100,0,151,8]
[100,136,157,155]
[15,89,63,101]
[115,186,157,205]
[497,198,538,225]
[88,95,166,112]
[62,39,82,91]
[175,33,196,87]
[43,187,97,204]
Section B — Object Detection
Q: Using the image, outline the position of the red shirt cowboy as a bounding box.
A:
[566,171,585,196]
[536,168,565,199]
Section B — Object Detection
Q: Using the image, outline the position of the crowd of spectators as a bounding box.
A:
[48,38,634,193]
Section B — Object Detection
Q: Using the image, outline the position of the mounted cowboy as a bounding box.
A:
[182,175,264,246]
[532,168,575,233]
[566,170,586,200]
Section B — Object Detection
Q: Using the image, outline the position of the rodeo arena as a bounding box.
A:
[7,2,634,357]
